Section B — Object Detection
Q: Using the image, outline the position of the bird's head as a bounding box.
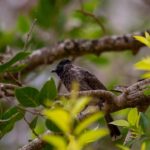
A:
[52,59,71,76]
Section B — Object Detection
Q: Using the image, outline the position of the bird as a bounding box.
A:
[52,59,121,140]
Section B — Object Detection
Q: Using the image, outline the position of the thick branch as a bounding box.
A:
[59,78,150,113]
[23,30,150,72]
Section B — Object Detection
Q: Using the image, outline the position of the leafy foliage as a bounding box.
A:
[0,51,30,73]
[42,85,108,150]
[0,106,24,138]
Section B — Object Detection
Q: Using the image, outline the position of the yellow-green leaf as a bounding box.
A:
[134,57,150,71]
[74,112,104,135]
[116,144,130,150]
[78,128,108,148]
[43,108,71,133]
[67,135,80,150]
[141,142,146,150]
[42,134,67,150]
[145,32,150,40]
[110,120,130,127]
[141,72,150,78]
[133,36,150,47]
[127,108,139,126]
[72,97,90,116]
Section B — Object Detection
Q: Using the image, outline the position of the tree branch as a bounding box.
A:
[18,79,150,150]
[59,78,150,113]
[23,30,150,73]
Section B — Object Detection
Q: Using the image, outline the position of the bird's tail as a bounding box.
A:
[104,114,121,141]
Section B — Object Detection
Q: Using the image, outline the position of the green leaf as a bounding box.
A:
[43,108,71,133]
[17,15,30,33]
[143,87,150,96]
[45,119,61,132]
[30,116,38,129]
[0,51,31,73]
[42,134,67,150]
[78,128,108,148]
[39,78,57,105]
[74,112,104,135]
[15,87,40,107]
[6,64,27,73]
[128,108,139,126]
[0,106,24,138]
[72,97,90,116]
[110,120,130,127]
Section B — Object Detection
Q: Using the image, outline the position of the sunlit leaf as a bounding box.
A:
[0,51,31,73]
[116,144,130,150]
[110,120,130,127]
[42,134,67,150]
[134,57,150,71]
[15,87,40,107]
[145,32,150,40]
[128,108,139,126]
[72,97,90,116]
[74,112,104,135]
[43,108,71,133]
[133,36,150,47]
[141,72,150,79]
[67,135,80,150]
[141,142,146,150]
[78,128,108,148]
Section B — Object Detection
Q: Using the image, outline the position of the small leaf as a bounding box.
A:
[43,108,71,133]
[74,112,104,135]
[116,144,130,150]
[128,108,139,126]
[145,32,150,39]
[141,72,150,79]
[39,78,57,105]
[78,128,108,148]
[45,119,61,132]
[110,120,130,127]
[141,142,146,150]
[0,51,31,73]
[15,87,40,107]
[133,36,150,47]
[0,106,24,138]
[30,116,38,129]
[42,134,67,150]
[134,57,150,71]
[72,97,90,116]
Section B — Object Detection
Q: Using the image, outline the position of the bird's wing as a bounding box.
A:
[79,68,107,90]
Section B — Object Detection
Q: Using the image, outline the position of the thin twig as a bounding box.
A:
[23,18,37,51]
[78,0,105,33]
[23,116,40,138]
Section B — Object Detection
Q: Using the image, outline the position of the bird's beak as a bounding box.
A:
[51,69,56,73]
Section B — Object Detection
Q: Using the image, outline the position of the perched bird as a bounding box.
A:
[52,59,121,140]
